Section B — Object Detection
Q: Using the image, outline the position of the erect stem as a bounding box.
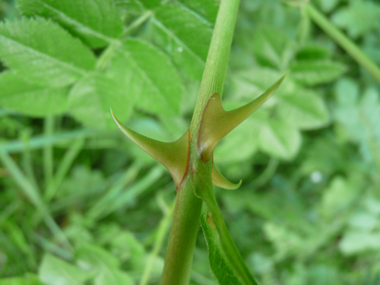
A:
[160,0,240,284]
[306,3,380,85]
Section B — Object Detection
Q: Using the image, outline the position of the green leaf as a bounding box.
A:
[138,0,161,10]
[38,254,90,285]
[320,177,359,220]
[334,78,380,165]
[0,18,96,87]
[331,1,380,39]
[115,0,149,17]
[104,39,184,116]
[178,0,219,24]
[95,270,134,285]
[76,244,119,269]
[258,120,301,160]
[317,0,340,13]
[68,73,133,130]
[277,90,330,130]
[339,232,380,255]
[17,0,123,48]
[295,44,331,61]
[76,245,134,285]
[252,26,295,70]
[290,60,346,86]
[200,206,245,285]
[146,5,213,79]
[0,71,69,117]
[214,117,259,164]
[231,67,294,101]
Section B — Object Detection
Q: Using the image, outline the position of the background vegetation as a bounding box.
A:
[0,0,380,284]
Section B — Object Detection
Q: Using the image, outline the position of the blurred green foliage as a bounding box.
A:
[0,0,380,284]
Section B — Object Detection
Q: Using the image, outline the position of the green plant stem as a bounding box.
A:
[161,0,240,284]
[160,177,203,285]
[306,3,380,85]
[43,116,54,188]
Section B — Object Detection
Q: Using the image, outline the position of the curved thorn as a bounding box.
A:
[111,109,189,187]
[212,160,242,190]
[198,74,287,162]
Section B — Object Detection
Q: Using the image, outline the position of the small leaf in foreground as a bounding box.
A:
[0,18,96,87]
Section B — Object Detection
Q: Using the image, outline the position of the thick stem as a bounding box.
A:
[160,178,202,284]
[160,0,240,284]
[306,4,380,85]
[190,0,240,154]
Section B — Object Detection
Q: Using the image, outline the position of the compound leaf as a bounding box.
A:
[105,39,184,116]
[0,71,69,117]
[253,26,295,70]
[0,18,96,87]
[69,73,133,130]
[277,90,330,130]
[17,0,123,48]
[147,5,213,80]
[258,120,301,160]
[178,0,219,24]
[332,1,380,39]
[291,60,346,86]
